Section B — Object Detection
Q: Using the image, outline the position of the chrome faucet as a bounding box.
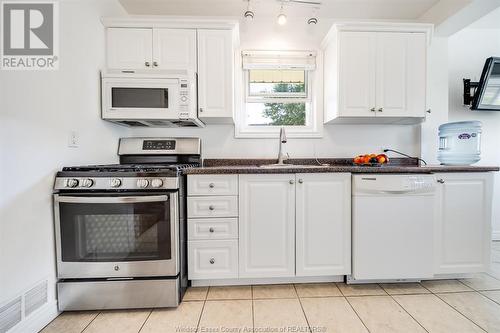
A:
[277,127,288,165]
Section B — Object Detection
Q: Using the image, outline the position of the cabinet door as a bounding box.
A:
[239,174,295,278]
[107,28,152,69]
[338,31,377,117]
[434,173,493,275]
[296,173,351,276]
[153,29,196,71]
[197,30,234,122]
[376,32,426,117]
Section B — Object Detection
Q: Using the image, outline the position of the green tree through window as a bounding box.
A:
[263,83,306,126]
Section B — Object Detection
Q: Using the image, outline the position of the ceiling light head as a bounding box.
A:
[244,10,254,19]
[277,2,287,25]
[307,17,317,24]
[277,13,287,25]
[243,0,254,20]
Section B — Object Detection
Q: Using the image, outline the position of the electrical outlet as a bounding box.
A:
[68,131,79,148]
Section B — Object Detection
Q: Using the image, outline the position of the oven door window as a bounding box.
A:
[111,87,168,109]
[58,198,171,262]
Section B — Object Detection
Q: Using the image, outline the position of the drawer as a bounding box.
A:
[188,240,238,280]
[188,196,238,218]
[188,218,238,240]
[188,175,238,196]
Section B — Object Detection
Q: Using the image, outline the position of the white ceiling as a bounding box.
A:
[118,0,470,21]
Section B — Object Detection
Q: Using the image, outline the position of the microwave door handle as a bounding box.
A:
[55,195,169,204]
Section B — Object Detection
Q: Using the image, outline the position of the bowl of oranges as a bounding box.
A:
[353,153,389,166]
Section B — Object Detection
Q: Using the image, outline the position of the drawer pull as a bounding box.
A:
[209,183,215,188]
[289,180,295,184]
[209,227,215,233]
[209,205,215,211]
[437,179,445,184]
[209,258,215,264]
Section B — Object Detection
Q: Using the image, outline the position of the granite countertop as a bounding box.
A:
[183,158,499,175]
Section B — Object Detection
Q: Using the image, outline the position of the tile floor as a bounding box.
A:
[41,273,500,333]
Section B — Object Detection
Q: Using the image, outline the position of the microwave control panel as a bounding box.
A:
[179,79,190,118]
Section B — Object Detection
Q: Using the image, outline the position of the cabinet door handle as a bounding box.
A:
[145,61,150,67]
[200,108,204,113]
[437,179,445,184]
[208,205,215,211]
[378,108,383,112]
[153,61,158,67]
[209,258,215,264]
[209,227,215,233]
[209,183,215,188]
[298,179,303,184]
[370,107,376,112]
[426,109,432,114]
[289,180,295,184]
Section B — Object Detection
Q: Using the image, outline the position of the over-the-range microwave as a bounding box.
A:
[101,70,204,127]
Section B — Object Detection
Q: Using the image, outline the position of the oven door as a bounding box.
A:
[54,193,179,279]
[101,78,180,120]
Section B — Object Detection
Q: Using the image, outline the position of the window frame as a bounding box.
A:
[235,51,323,139]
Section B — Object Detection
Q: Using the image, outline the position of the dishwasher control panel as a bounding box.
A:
[353,174,437,194]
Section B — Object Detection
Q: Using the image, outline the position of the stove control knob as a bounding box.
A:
[137,179,149,188]
[81,178,94,188]
[66,178,79,188]
[151,179,164,188]
[110,178,122,188]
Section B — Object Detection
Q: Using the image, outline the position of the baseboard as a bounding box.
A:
[493,231,500,241]
[9,300,59,333]
[191,275,344,287]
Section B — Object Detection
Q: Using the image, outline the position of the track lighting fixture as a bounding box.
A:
[244,0,254,20]
[277,2,287,25]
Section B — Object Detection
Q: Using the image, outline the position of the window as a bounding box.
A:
[236,51,322,138]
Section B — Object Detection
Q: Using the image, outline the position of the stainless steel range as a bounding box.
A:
[53,137,201,311]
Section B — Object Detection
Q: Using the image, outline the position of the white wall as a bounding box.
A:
[0,0,127,328]
[448,27,500,239]
[129,17,421,158]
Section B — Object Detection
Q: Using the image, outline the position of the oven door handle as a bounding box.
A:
[55,195,169,204]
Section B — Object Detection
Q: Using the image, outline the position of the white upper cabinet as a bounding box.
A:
[107,28,195,71]
[323,23,431,124]
[338,32,377,117]
[107,28,153,69]
[153,29,197,71]
[238,174,295,278]
[295,173,351,276]
[197,29,234,123]
[376,32,426,117]
[434,173,493,275]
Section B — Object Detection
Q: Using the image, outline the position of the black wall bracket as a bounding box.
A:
[463,78,479,105]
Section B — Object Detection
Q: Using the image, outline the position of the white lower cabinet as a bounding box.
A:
[434,173,493,275]
[188,240,238,279]
[296,173,351,276]
[239,174,296,278]
[238,173,351,279]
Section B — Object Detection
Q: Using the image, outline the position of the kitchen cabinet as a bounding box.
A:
[239,174,296,278]
[187,175,239,280]
[434,173,493,275]
[323,23,430,124]
[197,30,234,123]
[153,29,197,71]
[238,173,351,278]
[107,28,153,69]
[106,28,196,71]
[296,173,351,276]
